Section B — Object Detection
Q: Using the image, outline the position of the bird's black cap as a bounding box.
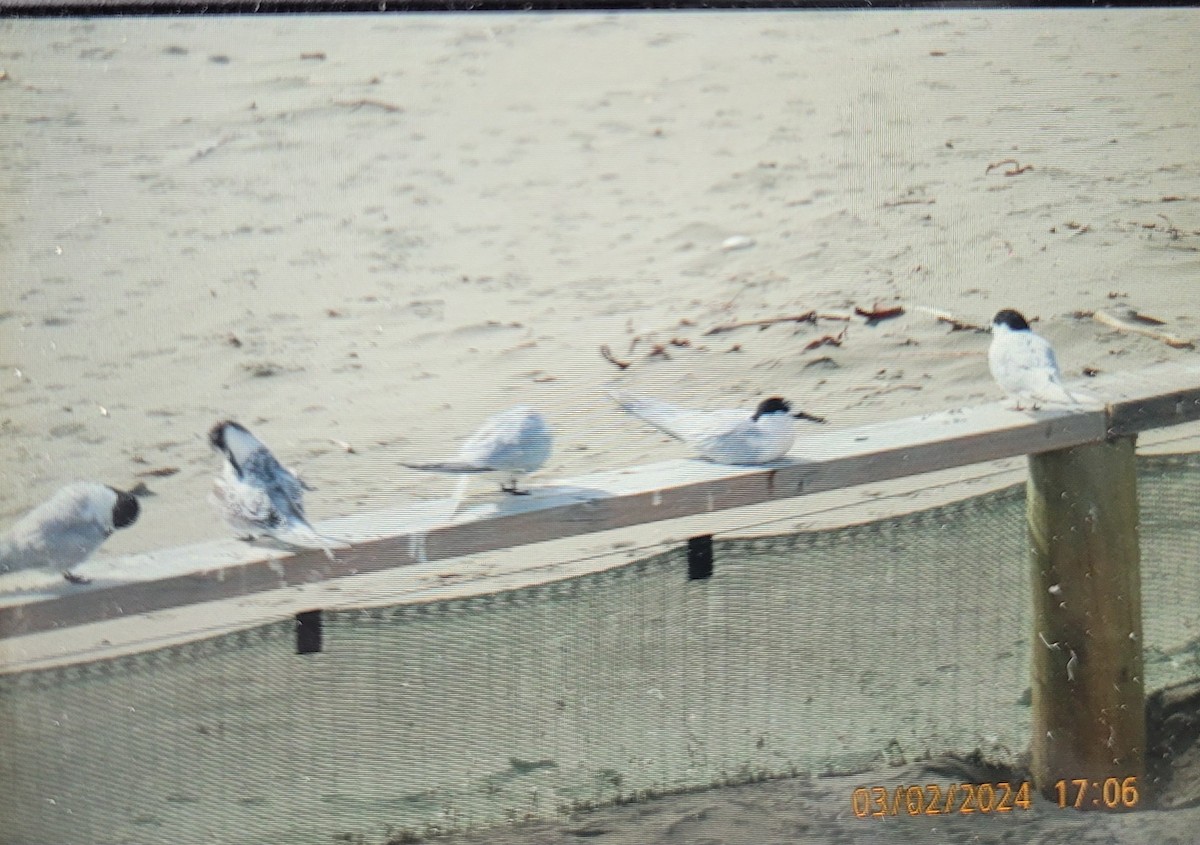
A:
[208,421,229,451]
[753,396,792,420]
[108,488,141,530]
[993,309,1031,331]
[208,419,248,452]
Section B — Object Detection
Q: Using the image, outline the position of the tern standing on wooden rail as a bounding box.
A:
[0,483,140,584]
[209,420,347,559]
[607,392,824,465]
[401,405,553,496]
[989,309,1084,410]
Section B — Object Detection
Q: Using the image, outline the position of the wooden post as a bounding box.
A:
[1027,436,1145,809]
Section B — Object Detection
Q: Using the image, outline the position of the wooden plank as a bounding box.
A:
[1027,437,1145,806]
[0,456,1033,674]
[0,361,1196,641]
[1102,362,1200,435]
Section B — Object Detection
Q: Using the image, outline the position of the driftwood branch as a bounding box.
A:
[882,197,935,208]
[911,306,989,333]
[855,305,905,326]
[333,98,403,113]
[986,158,1034,177]
[703,311,816,336]
[599,345,631,370]
[793,410,827,424]
[803,328,847,352]
[937,315,989,333]
[1093,310,1195,350]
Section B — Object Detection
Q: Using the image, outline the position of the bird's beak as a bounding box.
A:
[792,411,827,424]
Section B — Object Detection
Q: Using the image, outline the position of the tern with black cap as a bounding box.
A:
[0,482,141,584]
[608,392,825,465]
[989,308,1080,410]
[208,420,346,558]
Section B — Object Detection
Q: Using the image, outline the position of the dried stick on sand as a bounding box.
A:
[333,98,403,112]
[985,158,1034,176]
[1093,310,1196,350]
[803,328,846,351]
[854,305,905,325]
[911,305,989,333]
[703,311,817,336]
[703,312,859,336]
[599,344,632,370]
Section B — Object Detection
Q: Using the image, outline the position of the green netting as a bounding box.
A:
[2,454,1199,845]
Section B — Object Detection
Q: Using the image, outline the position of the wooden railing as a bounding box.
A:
[1,361,1196,642]
[2,360,1199,806]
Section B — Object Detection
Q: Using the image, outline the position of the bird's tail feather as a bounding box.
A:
[401,461,489,474]
[446,474,472,519]
[274,522,349,561]
[606,391,686,441]
[1039,382,1092,406]
[1065,385,1101,405]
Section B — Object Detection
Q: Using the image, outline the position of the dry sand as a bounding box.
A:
[2,7,1200,845]
[3,9,1198,557]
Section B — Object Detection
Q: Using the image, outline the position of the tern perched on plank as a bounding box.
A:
[609,392,824,465]
[988,309,1081,410]
[0,482,140,584]
[401,405,552,495]
[208,420,346,558]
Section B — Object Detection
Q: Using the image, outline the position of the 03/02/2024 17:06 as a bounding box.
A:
[852,777,1139,818]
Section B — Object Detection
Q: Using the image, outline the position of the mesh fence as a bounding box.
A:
[2,454,1199,845]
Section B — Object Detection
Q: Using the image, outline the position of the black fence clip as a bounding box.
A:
[687,535,714,581]
[296,609,323,654]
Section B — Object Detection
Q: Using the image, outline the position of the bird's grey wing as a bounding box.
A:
[1025,334,1079,402]
[0,534,19,573]
[43,521,110,569]
[458,411,527,465]
[458,411,551,473]
[0,514,107,573]
[1013,333,1065,390]
[240,450,309,522]
[274,467,310,518]
[1030,334,1064,379]
[689,414,761,461]
[507,413,552,472]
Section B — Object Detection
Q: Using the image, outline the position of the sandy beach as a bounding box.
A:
[2,7,1200,845]
[3,9,1198,556]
